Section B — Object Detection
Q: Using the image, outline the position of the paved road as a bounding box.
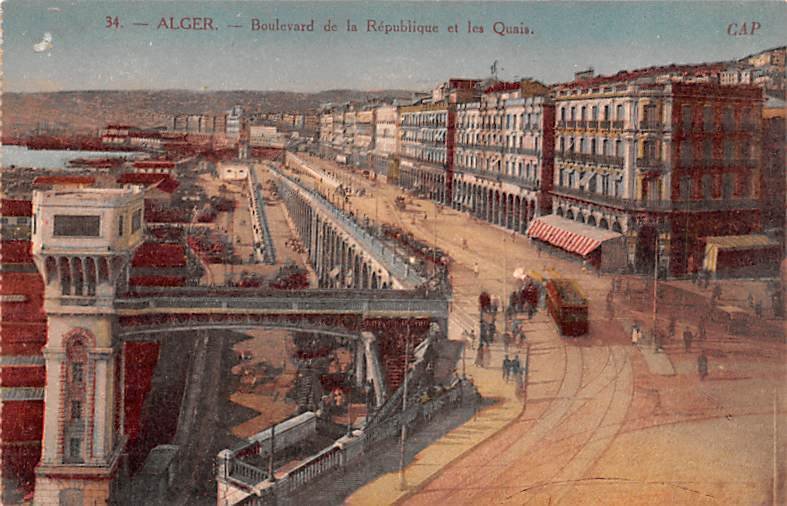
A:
[298,155,785,506]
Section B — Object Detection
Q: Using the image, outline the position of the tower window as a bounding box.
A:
[72,363,83,383]
[71,400,82,420]
[69,438,82,460]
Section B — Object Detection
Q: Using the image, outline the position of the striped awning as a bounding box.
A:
[528,215,623,257]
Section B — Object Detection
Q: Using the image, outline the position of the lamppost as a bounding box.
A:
[398,324,411,491]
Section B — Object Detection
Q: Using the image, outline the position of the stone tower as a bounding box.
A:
[30,187,144,506]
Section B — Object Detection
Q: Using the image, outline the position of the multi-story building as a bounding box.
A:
[453,79,555,233]
[226,105,244,139]
[331,106,347,163]
[351,109,374,169]
[550,72,764,276]
[319,107,334,154]
[398,79,479,204]
[0,199,46,504]
[371,104,399,179]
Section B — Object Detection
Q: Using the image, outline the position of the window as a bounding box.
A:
[723,140,734,160]
[702,174,713,199]
[53,215,100,237]
[118,215,124,237]
[723,107,734,131]
[603,105,610,120]
[616,104,624,121]
[722,173,734,199]
[703,106,714,131]
[591,139,597,155]
[681,140,693,164]
[560,108,566,121]
[592,106,598,120]
[71,400,81,420]
[69,438,82,460]
[615,140,624,158]
[131,209,142,233]
[602,175,610,195]
[703,140,713,161]
[682,106,693,131]
[680,176,693,199]
[588,174,597,193]
[72,363,83,383]
[32,214,36,234]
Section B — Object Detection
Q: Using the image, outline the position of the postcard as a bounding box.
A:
[0,1,784,505]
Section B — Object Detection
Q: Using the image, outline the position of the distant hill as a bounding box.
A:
[2,89,415,136]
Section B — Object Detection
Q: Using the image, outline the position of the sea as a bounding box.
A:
[1,145,143,170]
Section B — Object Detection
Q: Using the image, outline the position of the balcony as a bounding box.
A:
[636,158,665,171]
[552,185,759,212]
[556,152,625,169]
[455,166,540,190]
[639,121,663,131]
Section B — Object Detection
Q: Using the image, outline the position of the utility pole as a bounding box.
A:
[268,423,276,482]
[774,394,779,506]
[398,326,411,491]
[652,228,659,349]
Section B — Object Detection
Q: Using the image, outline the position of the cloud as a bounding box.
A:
[33,32,53,53]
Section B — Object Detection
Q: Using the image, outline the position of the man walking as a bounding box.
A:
[512,354,522,386]
[502,355,511,382]
[631,324,641,346]
[697,351,709,381]
[683,327,694,352]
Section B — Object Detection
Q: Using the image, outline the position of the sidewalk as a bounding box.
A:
[346,313,545,505]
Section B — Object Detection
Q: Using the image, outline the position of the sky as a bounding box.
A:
[3,1,786,93]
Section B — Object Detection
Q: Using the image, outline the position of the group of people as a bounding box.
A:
[631,320,710,380]
[502,354,525,385]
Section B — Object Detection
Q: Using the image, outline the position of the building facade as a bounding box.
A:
[552,76,763,276]
[397,79,480,204]
[453,80,555,233]
[370,104,399,178]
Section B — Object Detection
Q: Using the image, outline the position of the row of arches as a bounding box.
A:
[398,166,446,203]
[554,204,624,233]
[279,183,392,290]
[41,255,125,297]
[452,179,539,234]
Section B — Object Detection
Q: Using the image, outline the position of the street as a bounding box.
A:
[296,155,786,505]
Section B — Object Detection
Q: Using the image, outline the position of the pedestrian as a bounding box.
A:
[755,300,763,318]
[747,292,754,308]
[503,331,512,353]
[683,327,694,352]
[469,329,476,348]
[668,315,677,338]
[474,344,485,368]
[527,303,536,320]
[502,355,511,382]
[473,261,479,277]
[512,354,522,385]
[511,230,516,242]
[697,351,709,381]
[631,324,641,346]
[698,320,707,342]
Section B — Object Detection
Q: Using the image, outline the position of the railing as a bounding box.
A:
[639,121,663,130]
[247,168,277,264]
[454,166,540,191]
[285,446,343,493]
[270,163,426,287]
[228,459,269,487]
[115,294,449,316]
[556,153,624,168]
[636,158,665,170]
[552,186,760,212]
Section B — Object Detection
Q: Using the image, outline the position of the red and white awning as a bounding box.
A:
[527,215,622,257]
